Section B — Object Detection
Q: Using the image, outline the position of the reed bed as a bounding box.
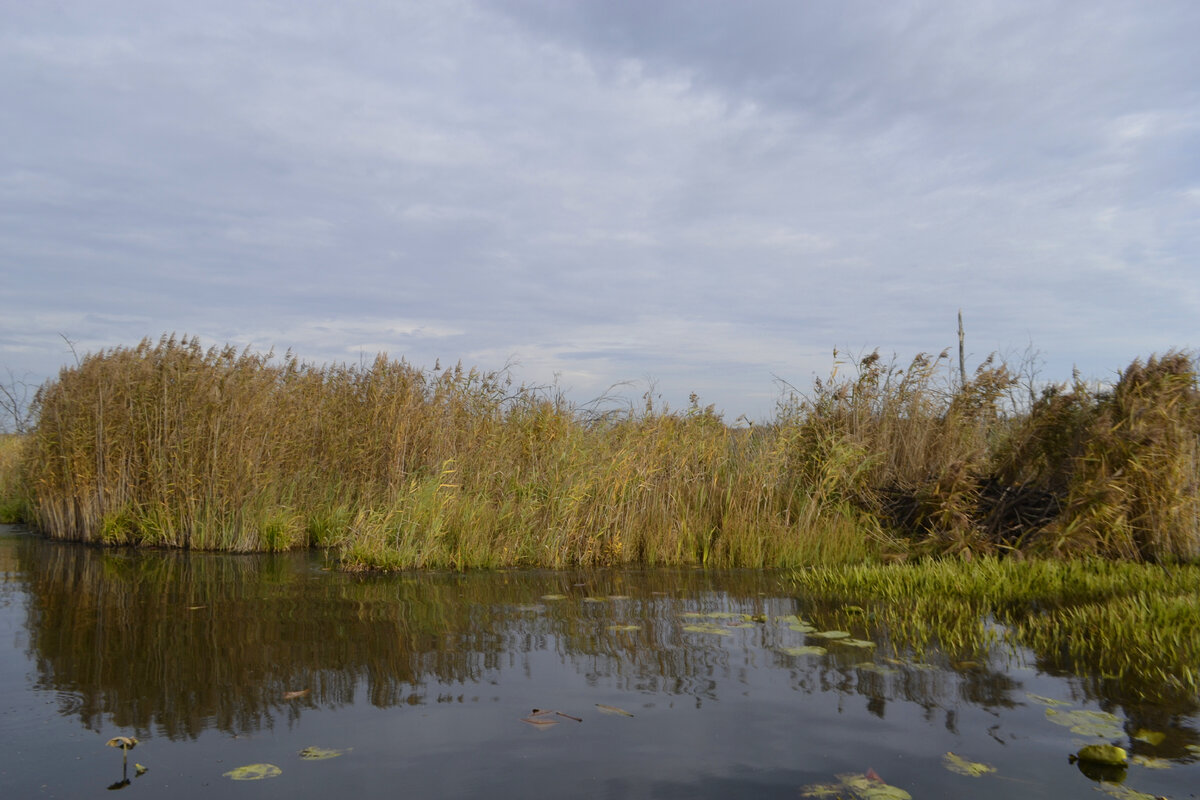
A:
[14,335,1200,568]
[0,433,28,523]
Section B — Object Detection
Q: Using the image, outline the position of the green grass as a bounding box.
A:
[791,557,1200,698]
[11,335,1200,568]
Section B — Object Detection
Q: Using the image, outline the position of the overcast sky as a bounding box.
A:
[3,1,1198,419]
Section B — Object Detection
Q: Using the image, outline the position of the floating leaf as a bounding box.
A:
[106,736,138,750]
[943,751,996,777]
[826,772,912,800]
[1045,708,1125,739]
[811,630,851,640]
[540,594,567,601]
[595,704,634,717]
[523,708,582,725]
[788,623,818,633]
[1188,744,1200,754]
[1131,729,1165,746]
[1076,745,1128,766]
[608,624,641,632]
[299,746,345,760]
[223,763,282,781]
[583,597,606,603]
[682,623,731,636]
[776,614,810,626]
[282,689,310,700]
[1026,693,1072,707]
[855,663,899,676]
[520,715,558,727]
[782,645,827,657]
[134,764,147,776]
[800,782,842,798]
[836,638,876,649]
[1095,782,1158,800]
[1128,754,1170,769]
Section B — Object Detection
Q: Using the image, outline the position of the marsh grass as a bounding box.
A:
[16,335,1200,567]
[792,558,1200,697]
[0,434,28,523]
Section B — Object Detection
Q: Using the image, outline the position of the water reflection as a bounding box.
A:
[6,527,1200,776]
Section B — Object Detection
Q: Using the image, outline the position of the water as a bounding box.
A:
[1,525,1196,798]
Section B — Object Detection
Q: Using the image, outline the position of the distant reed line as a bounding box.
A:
[9,334,1199,567]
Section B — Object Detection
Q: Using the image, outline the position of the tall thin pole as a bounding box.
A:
[957,309,966,389]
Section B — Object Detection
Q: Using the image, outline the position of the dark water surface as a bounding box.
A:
[1,525,1197,799]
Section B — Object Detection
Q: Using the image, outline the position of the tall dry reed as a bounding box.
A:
[19,335,1200,567]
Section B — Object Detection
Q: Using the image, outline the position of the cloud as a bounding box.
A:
[2,1,1197,418]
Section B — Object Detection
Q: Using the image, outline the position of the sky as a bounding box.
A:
[3,0,1198,421]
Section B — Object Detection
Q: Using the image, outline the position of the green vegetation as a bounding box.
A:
[10,334,1200,568]
[0,434,29,523]
[791,558,1200,696]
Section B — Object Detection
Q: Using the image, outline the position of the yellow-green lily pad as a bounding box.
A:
[782,645,828,657]
[682,623,731,636]
[943,751,995,777]
[835,638,876,649]
[1132,729,1165,746]
[583,596,606,603]
[223,763,282,780]
[1096,782,1158,800]
[788,623,818,633]
[1045,708,1125,739]
[540,594,567,601]
[299,746,345,760]
[810,630,851,639]
[1077,744,1127,766]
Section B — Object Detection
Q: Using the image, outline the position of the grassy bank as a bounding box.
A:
[791,557,1200,698]
[13,335,1200,568]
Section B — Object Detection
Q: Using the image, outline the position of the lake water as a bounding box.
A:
[1,524,1196,798]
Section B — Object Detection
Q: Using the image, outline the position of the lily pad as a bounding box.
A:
[134,764,147,776]
[835,638,876,649]
[299,746,345,760]
[1096,782,1158,800]
[1077,744,1128,766]
[782,645,828,657]
[682,623,731,636]
[583,597,606,603]
[855,663,900,676]
[1128,754,1170,769]
[1045,708,1125,739]
[943,751,995,777]
[788,623,818,633]
[595,704,635,717]
[540,594,567,601]
[1026,692,1072,707]
[1131,728,1165,746]
[608,624,641,632]
[801,772,912,800]
[810,630,852,640]
[223,763,282,781]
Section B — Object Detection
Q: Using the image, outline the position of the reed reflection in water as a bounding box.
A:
[4,527,1199,800]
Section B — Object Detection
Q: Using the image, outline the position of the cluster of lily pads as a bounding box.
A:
[222,745,348,781]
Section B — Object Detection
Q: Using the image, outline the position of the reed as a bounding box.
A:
[0,433,29,523]
[17,335,1200,567]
